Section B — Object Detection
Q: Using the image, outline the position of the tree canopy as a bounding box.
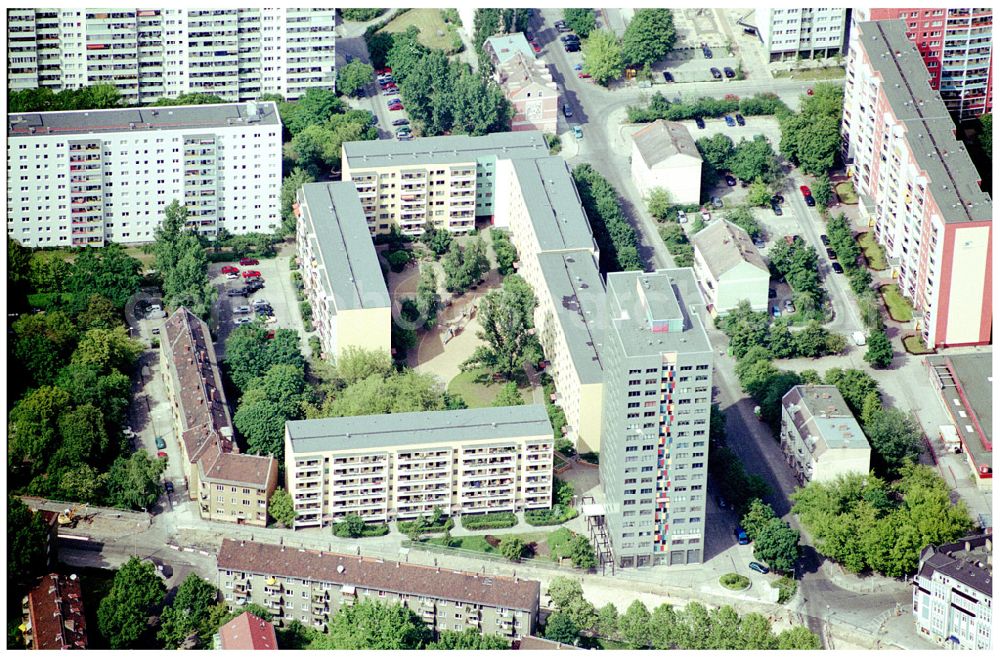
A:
[563,9,597,37]
[779,83,844,175]
[582,30,625,86]
[462,275,541,379]
[309,600,432,649]
[158,574,219,648]
[573,164,642,271]
[97,556,166,649]
[621,9,677,67]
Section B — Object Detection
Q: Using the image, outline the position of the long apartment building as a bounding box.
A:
[7,101,281,248]
[340,132,549,236]
[495,156,606,452]
[753,8,849,61]
[285,406,553,528]
[854,8,992,119]
[161,307,277,527]
[217,538,540,638]
[600,270,713,568]
[7,8,336,104]
[295,182,391,360]
[843,20,992,348]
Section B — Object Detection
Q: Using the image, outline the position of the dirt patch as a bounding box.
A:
[484,535,501,548]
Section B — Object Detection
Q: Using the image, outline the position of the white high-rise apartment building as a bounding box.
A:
[7,8,336,104]
[7,102,282,247]
[754,8,849,61]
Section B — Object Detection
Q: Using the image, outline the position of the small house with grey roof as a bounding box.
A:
[691,219,770,314]
[629,119,702,204]
[780,385,871,484]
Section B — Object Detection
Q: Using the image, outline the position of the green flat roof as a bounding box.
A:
[287,404,552,453]
[298,182,390,311]
[512,157,598,254]
[342,131,549,169]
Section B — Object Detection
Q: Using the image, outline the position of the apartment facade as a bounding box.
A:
[754,8,849,61]
[600,269,713,568]
[779,385,871,484]
[496,52,559,134]
[629,120,702,205]
[161,307,278,527]
[7,8,336,104]
[340,132,549,235]
[843,20,992,348]
[912,534,992,650]
[854,8,992,119]
[217,539,540,638]
[285,406,554,528]
[295,182,391,360]
[7,101,281,248]
[691,219,770,314]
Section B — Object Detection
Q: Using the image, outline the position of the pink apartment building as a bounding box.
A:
[843,20,991,348]
[485,33,559,134]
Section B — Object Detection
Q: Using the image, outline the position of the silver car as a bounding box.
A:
[232,305,251,314]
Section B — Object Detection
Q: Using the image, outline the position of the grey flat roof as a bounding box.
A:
[512,157,597,253]
[342,131,549,169]
[607,268,712,358]
[287,404,552,453]
[783,385,870,454]
[857,21,991,223]
[927,352,992,471]
[485,33,536,65]
[8,101,280,137]
[298,182,390,311]
[537,251,606,384]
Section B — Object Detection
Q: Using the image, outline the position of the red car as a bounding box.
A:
[531,41,541,53]
[220,265,239,275]
[578,72,592,79]
[799,185,812,197]
[242,270,262,279]
[157,451,168,459]
[239,257,259,266]
[389,104,404,111]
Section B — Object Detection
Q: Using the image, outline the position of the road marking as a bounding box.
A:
[183,547,195,552]
[58,534,90,541]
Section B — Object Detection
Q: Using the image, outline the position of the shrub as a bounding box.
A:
[773,576,797,604]
[461,512,518,530]
[299,301,313,323]
[332,514,389,538]
[308,335,322,357]
[500,536,527,561]
[398,508,454,534]
[578,452,599,465]
[385,249,413,273]
[524,505,579,526]
[720,573,751,590]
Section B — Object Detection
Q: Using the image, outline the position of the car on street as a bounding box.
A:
[723,66,735,78]
[563,103,573,118]
[772,305,781,318]
[749,561,770,574]
[710,67,722,79]
[560,34,579,43]
[242,270,261,279]
[226,272,239,280]
[232,305,251,314]
[221,265,239,275]
[783,299,795,313]
[700,210,711,221]
[799,185,812,198]
[771,201,783,215]
[831,262,845,274]
[771,194,784,204]
[711,196,723,208]
[826,247,837,260]
[735,113,746,126]
[804,195,816,207]
[724,114,735,127]
[725,174,737,186]
[392,118,409,126]
[573,125,583,139]
[736,526,749,544]
[663,71,674,83]
[157,451,168,460]
[234,316,253,326]
[694,116,706,129]
[677,210,687,223]
[164,481,174,494]
[564,43,580,52]
[155,436,166,450]
[530,41,541,53]
[239,258,259,266]
[820,234,830,245]
[227,287,248,297]
[716,496,727,509]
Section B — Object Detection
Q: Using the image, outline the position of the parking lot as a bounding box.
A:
[209,245,311,359]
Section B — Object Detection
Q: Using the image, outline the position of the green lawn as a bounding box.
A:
[426,531,555,558]
[857,232,887,271]
[775,66,846,81]
[880,284,914,322]
[834,181,858,204]
[447,368,530,408]
[380,8,456,51]
[125,245,157,269]
[903,334,935,355]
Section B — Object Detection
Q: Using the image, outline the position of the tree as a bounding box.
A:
[779,111,841,175]
[462,275,541,378]
[596,603,619,640]
[8,385,72,471]
[463,237,490,285]
[500,536,526,561]
[249,363,307,418]
[335,346,395,386]
[491,382,524,407]
[311,600,431,649]
[740,498,776,541]
[104,452,166,511]
[280,168,314,235]
[337,60,375,98]
[341,8,384,21]
[66,243,143,309]
[449,69,512,136]
[233,399,286,459]
[776,626,822,650]
[646,187,671,220]
[621,9,677,67]
[721,300,771,359]
[582,30,624,86]
[544,612,580,645]
[336,514,366,538]
[567,535,598,569]
[978,113,992,158]
[12,311,79,386]
[225,324,305,392]
[58,464,104,502]
[753,518,801,573]
[319,369,449,418]
[747,180,773,206]
[153,92,226,107]
[268,487,296,527]
[864,330,893,368]
[793,320,832,358]
[419,223,453,256]
[7,496,51,593]
[728,135,782,184]
[618,600,652,649]
[823,368,880,416]
[287,124,336,178]
[281,87,345,135]
[158,574,219,648]
[723,206,761,239]
[442,242,471,293]
[812,173,833,207]
[71,326,142,375]
[428,629,510,649]
[77,294,121,331]
[696,133,736,171]
[490,229,518,276]
[277,618,317,650]
[54,403,111,468]
[547,577,585,610]
[864,408,922,476]
[97,556,166,649]
[563,9,596,37]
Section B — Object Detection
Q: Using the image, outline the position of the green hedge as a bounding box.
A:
[332,522,389,538]
[398,517,455,534]
[461,512,518,530]
[627,92,790,123]
[572,164,642,272]
[524,505,579,526]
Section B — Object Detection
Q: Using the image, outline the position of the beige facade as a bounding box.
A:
[691,219,770,314]
[495,52,559,134]
[629,120,702,205]
[285,406,554,528]
[780,385,870,484]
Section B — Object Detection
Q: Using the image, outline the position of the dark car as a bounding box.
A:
[724,114,736,127]
[694,116,706,129]
[560,34,580,43]
[723,66,735,78]
[820,234,830,245]
[749,561,770,574]
[826,247,837,260]
[563,103,573,118]
[239,257,259,266]
[771,194,784,204]
[771,201,783,216]
[663,71,674,83]
[227,287,248,297]
[246,280,265,293]
[531,41,541,53]
[831,262,845,274]
[735,113,746,126]
[768,288,777,298]
[710,67,722,79]
[564,43,580,52]
[392,119,409,127]
[155,436,166,450]
[804,195,816,207]
[725,174,737,186]
[716,496,727,510]
[736,526,749,545]
[164,481,174,494]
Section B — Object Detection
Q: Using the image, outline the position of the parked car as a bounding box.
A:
[573,125,583,140]
[563,103,573,118]
[577,72,592,79]
[382,88,399,96]
[749,561,770,574]
[246,280,265,293]
[771,201,783,216]
[772,305,781,318]
[736,526,749,545]
[155,436,166,450]
[232,305,251,314]
[735,113,746,126]
[799,185,812,198]
[164,481,174,494]
[157,451,168,460]
[700,210,711,221]
[531,41,541,53]
[234,316,253,326]
[804,194,816,207]
[768,288,777,298]
[820,234,830,245]
[832,262,845,274]
[724,115,735,127]
[227,287,248,297]
[711,196,723,208]
[242,270,261,279]
[386,98,401,107]
[239,258,259,266]
[226,272,239,280]
[702,43,713,59]
[564,43,580,52]
[392,118,409,127]
[663,71,674,83]
[725,174,737,186]
[221,265,239,274]
[826,247,837,260]
[389,102,404,111]
[560,34,579,43]
[771,194,784,204]
[783,299,795,313]
[395,127,411,136]
[677,210,688,223]
[723,66,735,78]
[710,67,722,79]
[694,116,706,129]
